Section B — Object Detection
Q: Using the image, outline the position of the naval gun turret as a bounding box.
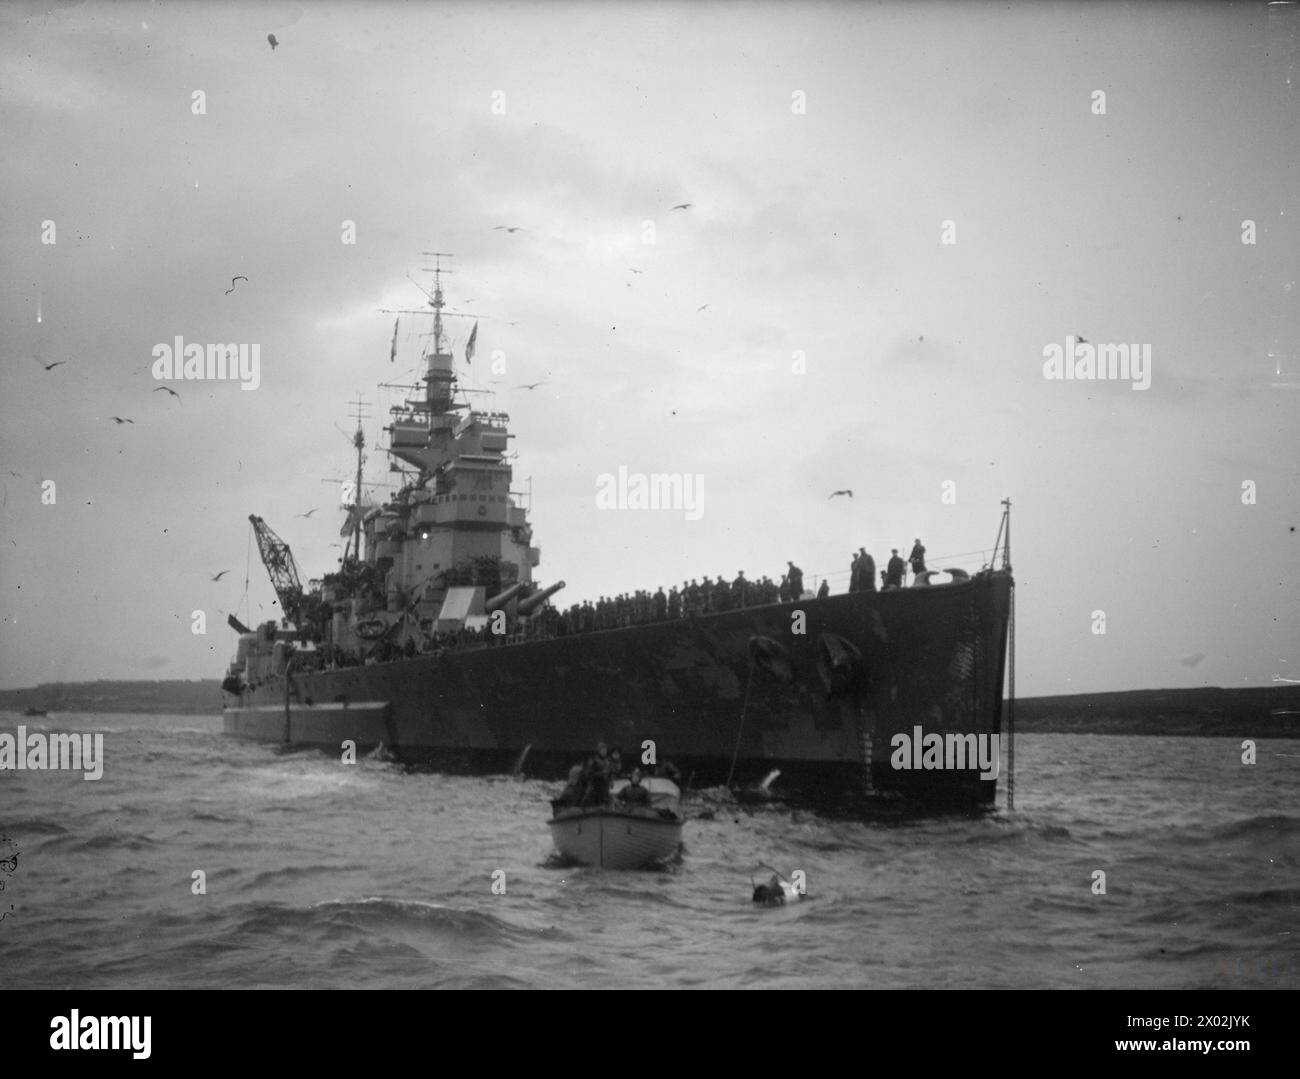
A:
[518,580,565,617]
[485,581,528,613]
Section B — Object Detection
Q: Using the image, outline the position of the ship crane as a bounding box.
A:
[249,514,304,624]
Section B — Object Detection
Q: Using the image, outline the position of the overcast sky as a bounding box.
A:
[2,0,1296,696]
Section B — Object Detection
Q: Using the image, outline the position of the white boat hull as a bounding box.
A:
[549,808,682,869]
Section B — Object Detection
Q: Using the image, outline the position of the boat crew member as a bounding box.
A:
[885,550,905,589]
[653,587,667,621]
[582,743,613,806]
[555,764,585,807]
[909,539,927,576]
[609,746,624,777]
[667,586,681,619]
[849,552,861,592]
[617,769,651,805]
[817,579,829,599]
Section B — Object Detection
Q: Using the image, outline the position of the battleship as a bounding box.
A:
[222,258,1016,806]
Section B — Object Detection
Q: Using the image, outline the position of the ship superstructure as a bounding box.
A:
[223,257,555,684]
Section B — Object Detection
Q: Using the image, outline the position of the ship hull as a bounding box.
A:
[224,571,1013,805]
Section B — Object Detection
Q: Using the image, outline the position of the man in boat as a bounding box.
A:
[555,764,586,807]
[817,578,829,598]
[616,768,651,805]
[581,742,613,806]
[608,746,624,778]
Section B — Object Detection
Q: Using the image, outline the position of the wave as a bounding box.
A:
[243,864,346,890]
[1223,887,1300,908]
[1210,814,1300,841]
[39,831,158,853]
[953,818,1073,846]
[228,895,537,945]
[0,818,69,837]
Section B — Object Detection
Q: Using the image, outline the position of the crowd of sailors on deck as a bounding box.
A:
[313,538,930,667]
[549,538,928,635]
[850,539,927,592]
[552,563,804,636]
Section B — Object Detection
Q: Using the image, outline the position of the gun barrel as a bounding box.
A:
[485,581,528,613]
[227,613,252,635]
[518,580,566,616]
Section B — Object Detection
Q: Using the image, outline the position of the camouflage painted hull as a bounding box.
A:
[224,570,1013,805]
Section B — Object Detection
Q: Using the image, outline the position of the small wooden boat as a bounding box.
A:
[549,777,683,869]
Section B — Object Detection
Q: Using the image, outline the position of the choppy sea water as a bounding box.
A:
[1,712,1296,990]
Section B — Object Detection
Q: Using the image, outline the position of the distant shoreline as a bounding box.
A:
[1,680,1296,738]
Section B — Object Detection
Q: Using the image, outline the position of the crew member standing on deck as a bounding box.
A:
[733,571,748,608]
[817,579,830,599]
[786,561,804,599]
[909,539,927,577]
[885,549,905,589]
[849,551,861,592]
[859,548,877,592]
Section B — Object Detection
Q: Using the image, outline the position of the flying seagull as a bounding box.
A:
[1076,334,1088,344]
[514,381,547,390]
[828,490,853,500]
[111,416,134,424]
[696,303,709,312]
[225,275,248,295]
[1179,652,1206,668]
[210,570,230,582]
[267,34,278,50]
[41,360,66,371]
[493,226,526,233]
[628,268,644,275]
[671,203,692,211]
[153,386,182,403]
[295,508,319,518]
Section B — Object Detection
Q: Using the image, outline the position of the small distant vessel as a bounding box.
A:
[22,707,47,717]
[549,777,683,869]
